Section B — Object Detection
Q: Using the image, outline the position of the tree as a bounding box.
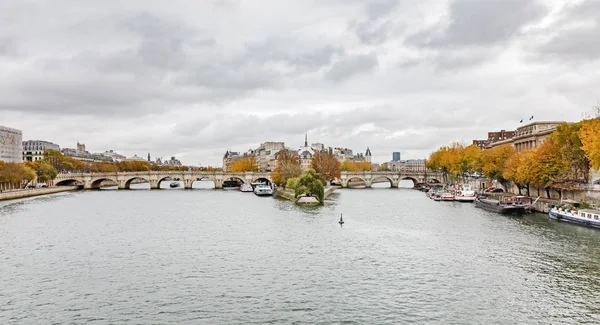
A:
[504,150,536,196]
[271,149,302,187]
[355,161,372,171]
[43,149,65,171]
[341,160,358,172]
[481,144,515,188]
[25,161,58,182]
[294,169,325,203]
[0,162,36,186]
[549,122,590,189]
[310,152,341,183]
[229,157,258,172]
[580,117,600,170]
[530,141,568,199]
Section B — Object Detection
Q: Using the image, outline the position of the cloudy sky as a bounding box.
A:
[1,0,598,166]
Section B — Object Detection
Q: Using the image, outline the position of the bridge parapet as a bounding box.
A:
[54,171,274,190]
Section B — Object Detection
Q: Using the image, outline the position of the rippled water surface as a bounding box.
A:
[1,187,600,324]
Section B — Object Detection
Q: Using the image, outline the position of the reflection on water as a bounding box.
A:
[1,188,599,324]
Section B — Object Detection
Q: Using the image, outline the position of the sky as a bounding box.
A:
[1,0,598,166]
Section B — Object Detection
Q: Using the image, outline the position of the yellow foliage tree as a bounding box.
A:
[271,149,302,187]
[580,117,600,170]
[481,144,515,187]
[228,157,258,172]
[355,161,372,171]
[310,152,341,182]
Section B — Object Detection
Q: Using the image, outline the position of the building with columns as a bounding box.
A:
[511,121,563,152]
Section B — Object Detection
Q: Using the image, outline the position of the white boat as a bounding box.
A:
[454,184,476,202]
[240,184,254,192]
[549,205,600,229]
[440,191,454,201]
[254,184,273,196]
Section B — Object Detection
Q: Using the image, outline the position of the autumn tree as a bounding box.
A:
[504,150,536,196]
[25,161,58,182]
[480,144,515,188]
[229,157,258,172]
[310,152,341,183]
[530,141,569,199]
[0,162,36,186]
[548,122,590,191]
[378,163,390,171]
[355,161,372,171]
[271,149,302,187]
[580,117,600,171]
[341,160,357,172]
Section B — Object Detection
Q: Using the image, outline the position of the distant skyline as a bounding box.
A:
[2,0,596,166]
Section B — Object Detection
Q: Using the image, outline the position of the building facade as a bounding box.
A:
[512,121,563,152]
[23,140,60,162]
[0,125,23,163]
[392,152,401,161]
[473,129,515,149]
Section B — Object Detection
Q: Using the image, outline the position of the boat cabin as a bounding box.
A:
[501,196,532,206]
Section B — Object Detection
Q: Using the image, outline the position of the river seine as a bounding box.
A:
[1,185,600,324]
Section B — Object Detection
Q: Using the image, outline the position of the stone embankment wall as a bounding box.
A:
[0,186,79,201]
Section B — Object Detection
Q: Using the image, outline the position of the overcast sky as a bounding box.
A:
[1,0,597,166]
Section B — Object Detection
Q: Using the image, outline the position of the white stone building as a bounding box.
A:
[0,125,23,163]
[23,140,60,162]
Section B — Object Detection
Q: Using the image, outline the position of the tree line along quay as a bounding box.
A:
[426,114,600,204]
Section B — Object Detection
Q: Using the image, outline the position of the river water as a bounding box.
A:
[1,185,600,324]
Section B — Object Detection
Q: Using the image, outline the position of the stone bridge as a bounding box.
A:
[53,171,273,189]
[339,171,442,188]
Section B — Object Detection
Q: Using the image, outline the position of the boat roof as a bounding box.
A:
[513,196,530,198]
[580,209,600,214]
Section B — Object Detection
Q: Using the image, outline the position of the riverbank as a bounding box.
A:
[275,186,339,205]
[0,186,80,201]
[481,192,583,213]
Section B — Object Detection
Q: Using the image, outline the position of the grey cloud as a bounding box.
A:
[534,1,600,62]
[348,0,402,45]
[325,53,379,82]
[408,0,547,48]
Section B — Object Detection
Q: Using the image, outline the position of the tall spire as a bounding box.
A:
[304,132,308,147]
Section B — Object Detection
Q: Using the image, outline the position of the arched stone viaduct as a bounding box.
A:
[53,171,442,190]
[53,171,273,190]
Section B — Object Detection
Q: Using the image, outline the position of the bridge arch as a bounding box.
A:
[371,175,394,188]
[90,178,119,189]
[157,176,184,189]
[55,179,83,187]
[124,177,151,190]
[223,176,245,184]
[192,176,216,189]
[344,176,367,188]
[252,177,272,186]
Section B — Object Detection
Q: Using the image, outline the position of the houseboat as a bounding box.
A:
[549,204,600,229]
[454,184,476,202]
[254,184,273,196]
[474,195,533,214]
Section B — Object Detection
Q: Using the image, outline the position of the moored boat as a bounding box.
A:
[254,184,273,196]
[440,191,454,201]
[474,195,533,214]
[240,183,254,192]
[454,184,476,202]
[549,204,600,229]
[169,182,180,188]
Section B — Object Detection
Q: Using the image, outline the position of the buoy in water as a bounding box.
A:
[339,213,344,224]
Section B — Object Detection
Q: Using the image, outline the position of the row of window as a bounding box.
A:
[581,213,599,220]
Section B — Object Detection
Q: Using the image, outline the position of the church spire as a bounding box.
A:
[304,132,308,147]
